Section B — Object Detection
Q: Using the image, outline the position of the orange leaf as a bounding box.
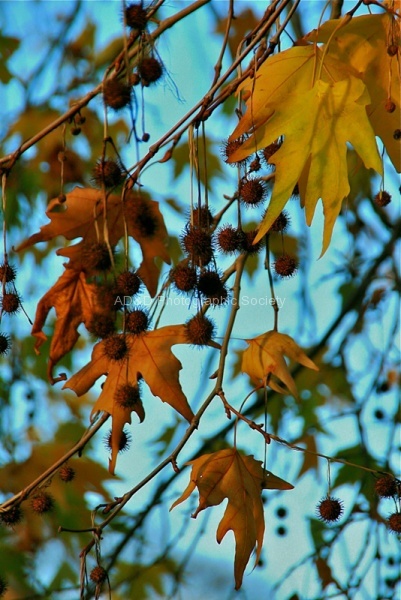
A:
[31,269,99,383]
[64,325,214,473]
[16,187,170,296]
[241,330,319,398]
[171,448,293,590]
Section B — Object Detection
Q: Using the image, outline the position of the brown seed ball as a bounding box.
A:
[87,313,116,339]
[92,159,123,188]
[197,271,223,297]
[0,263,16,283]
[0,576,8,597]
[0,333,11,355]
[384,99,396,113]
[103,335,128,361]
[83,242,113,272]
[1,292,20,314]
[387,44,399,56]
[241,229,263,255]
[185,314,215,346]
[240,178,267,207]
[125,3,147,29]
[171,264,197,293]
[181,226,214,265]
[374,191,392,207]
[30,491,54,514]
[317,496,344,523]
[270,210,290,233]
[274,254,297,278]
[388,512,401,534]
[59,465,76,483]
[125,309,149,334]
[220,138,247,166]
[90,565,108,585]
[375,475,399,498]
[116,270,141,297]
[0,505,23,527]
[249,156,262,172]
[138,57,163,85]
[262,141,281,166]
[191,205,213,229]
[124,197,158,237]
[393,129,401,140]
[115,383,141,409]
[217,225,242,254]
[104,428,132,453]
[103,79,132,110]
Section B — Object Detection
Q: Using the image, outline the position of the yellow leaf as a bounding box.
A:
[304,13,400,171]
[228,46,382,254]
[241,330,318,398]
[171,448,293,590]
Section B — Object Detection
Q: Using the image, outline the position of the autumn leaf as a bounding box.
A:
[31,269,99,383]
[229,45,383,254]
[64,325,212,473]
[241,330,318,398]
[171,448,293,590]
[304,12,401,171]
[15,187,170,296]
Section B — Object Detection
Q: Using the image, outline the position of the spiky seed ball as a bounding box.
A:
[241,229,263,255]
[0,505,23,527]
[59,465,76,483]
[217,225,243,254]
[115,383,141,409]
[197,271,223,297]
[116,270,141,297]
[125,3,147,29]
[185,314,215,346]
[249,156,262,172]
[387,44,399,56]
[87,313,115,339]
[103,335,128,361]
[317,496,344,523]
[375,475,399,498]
[92,159,123,188]
[181,226,213,265]
[240,178,267,206]
[0,577,8,597]
[191,205,213,229]
[104,428,132,453]
[0,263,16,283]
[274,254,297,278]
[83,242,112,272]
[30,491,54,514]
[126,309,149,334]
[1,292,20,314]
[220,139,246,165]
[138,57,163,85]
[171,265,197,292]
[103,79,132,110]
[374,191,392,207]
[124,197,158,237]
[388,512,401,534]
[270,211,290,233]
[0,333,11,355]
[90,565,108,585]
[384,99,396,113]
[262,141,281,165]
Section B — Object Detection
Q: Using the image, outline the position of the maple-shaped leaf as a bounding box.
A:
[64,325,210,473]
[304,12,400,171]
[171,448,293,590]
[241,330,318,398]
[229,45,383,254]
[31,269,99,383]
[15,187,170,296]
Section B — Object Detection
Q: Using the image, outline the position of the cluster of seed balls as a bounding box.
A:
[315,475,401,534]
[0,263,21,356]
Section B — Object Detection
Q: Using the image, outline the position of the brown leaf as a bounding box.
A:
[64,325,206,473]
[31,269,99,383]
[16,187,170,296]
[171,448,293,590]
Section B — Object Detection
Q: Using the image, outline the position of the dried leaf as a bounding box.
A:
[229,45,382,254]
[241,330,319,398]
[171,448,293,590]
[16,187,170,296]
